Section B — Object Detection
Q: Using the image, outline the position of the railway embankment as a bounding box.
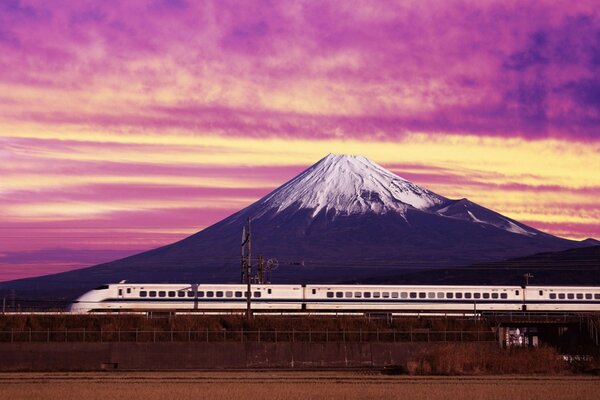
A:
[0,315,597,373]
[0,342,578,373]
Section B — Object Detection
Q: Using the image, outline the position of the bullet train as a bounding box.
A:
[69,283,600,314]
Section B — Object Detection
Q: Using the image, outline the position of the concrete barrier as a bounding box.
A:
[0,342,496,371]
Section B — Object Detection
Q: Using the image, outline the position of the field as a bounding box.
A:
[0,372,599,400]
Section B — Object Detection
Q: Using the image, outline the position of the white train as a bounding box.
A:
[69,283,600,314]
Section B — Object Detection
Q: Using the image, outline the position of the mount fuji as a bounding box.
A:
[1,154,595,301]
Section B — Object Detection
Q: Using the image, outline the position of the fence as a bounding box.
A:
[0,329,496,343]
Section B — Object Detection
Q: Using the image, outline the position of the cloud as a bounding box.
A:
[0,1,599,140]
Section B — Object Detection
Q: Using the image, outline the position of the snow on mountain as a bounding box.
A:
[253,153,447,218]
[433,198,540,237]
[249,153,538,237]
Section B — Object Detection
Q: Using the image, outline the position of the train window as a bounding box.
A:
[585,293,592,300]
[312,289,317,295]
[473,293,481,299]
[149,291,157,297]
[539,290,543,296]
[168,291,175,297]
[327,292,334,298]
[418,293,426,299]
[464,293,472,299]
[437,292,444,299]
[373,292,381,298]
[235,291,243,297]
[336,292,343,298]
[216,291,223,298]
[364,292,371,298]
[576,293,583,300]
[500,293,507,299]
[355,292,362,298]
[410,292,417,299]
[225,291,233,298]
[382,292,390,298]
[491,293,499,299]
[94,285,110,290]
[456,293,463,299]
[254,291,261,298]
[140,291,147,297]
[567,293,574,300]
[187,291,194,297]
[446,293,454,299]
[515,290,520,296]
[558,293,565,299]
[549,293,556,299]
[392,292,399,298]
[118,289,123,296]
[483,293,490,299]
[127,288,131,294]
[177,291,185,297]
[401,292,408,299]
[595,294,600,300]
[345,292,353,298]
[428,292,435,299]
[158,291,166,298]
[207,291,214,298]
[267,289,272,295]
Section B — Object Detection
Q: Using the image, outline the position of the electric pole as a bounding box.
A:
[523,273,534,287]
[241,218,252,318]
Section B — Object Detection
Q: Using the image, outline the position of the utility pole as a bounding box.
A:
[523,273,534,287]
[241,218,252,318]
[246,218,252,318]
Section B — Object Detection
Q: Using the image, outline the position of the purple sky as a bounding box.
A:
[1,0,599,280]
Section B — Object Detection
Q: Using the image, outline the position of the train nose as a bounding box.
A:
[67,300,86,313]
[68,293,96,313]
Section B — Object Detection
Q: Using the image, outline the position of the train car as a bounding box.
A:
[523,286,600,312]
[69,283,304,313]
[303,285,523,313]
[69,283,600,314]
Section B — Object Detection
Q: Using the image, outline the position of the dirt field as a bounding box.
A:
[0,372,599,400]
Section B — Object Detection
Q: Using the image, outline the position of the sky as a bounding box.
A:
[1,0,600,281]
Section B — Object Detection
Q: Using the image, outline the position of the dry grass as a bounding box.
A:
[406,343,570,375]
[0,372,599,400]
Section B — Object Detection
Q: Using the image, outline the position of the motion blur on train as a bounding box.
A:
[69,283,600,314]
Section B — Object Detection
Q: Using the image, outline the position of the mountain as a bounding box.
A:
[0,154,595,304]
[361,245,600,286]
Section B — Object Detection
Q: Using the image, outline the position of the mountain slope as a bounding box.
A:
[361,245,600,286]
[0,154,594,303]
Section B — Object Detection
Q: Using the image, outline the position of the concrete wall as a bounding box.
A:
[0,342,496,371]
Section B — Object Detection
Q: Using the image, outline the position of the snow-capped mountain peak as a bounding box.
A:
[255,153,447,218]
[240,153,545,238]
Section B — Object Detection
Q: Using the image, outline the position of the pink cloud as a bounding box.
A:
[0,1,599,140]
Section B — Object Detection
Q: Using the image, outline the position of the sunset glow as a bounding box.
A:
[1,0,599,281]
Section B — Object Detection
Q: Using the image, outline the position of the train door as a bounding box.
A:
[116,287,125,310]
[301,285,307,311]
